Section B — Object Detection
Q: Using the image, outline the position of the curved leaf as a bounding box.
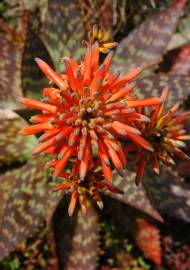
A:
[162,43,190,75]
[46,186,64,226]
[22,21,54,99]
[0,156,47,260]
[135,73,190,107]
[108,170,163,222]
[53,199,99,270]
[0,109,37,164]
[65,200,99,270]
[113,0,187,72]
[0,33,23,109]
[143,167,190,223]
[42,0,85,71]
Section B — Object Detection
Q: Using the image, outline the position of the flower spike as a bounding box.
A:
[130,89,190,183]
[20,39,166,214]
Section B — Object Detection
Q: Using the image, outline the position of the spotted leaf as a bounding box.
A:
[53,199,99,270]
[135,73,190,107]
[161,43,190,75]
[42,0,85,71]
[65,201,99,270]
[113,0,187,72]
[0,156,47,260]
[107,170,163,222]
[143,167,190,223]
[46,184,64,226]
[22,22,54,99]
[0,109,37,164]
[0,33,23,109]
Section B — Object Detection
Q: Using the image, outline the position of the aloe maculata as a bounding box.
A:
[0,0,190,268]
[20,40,166,215]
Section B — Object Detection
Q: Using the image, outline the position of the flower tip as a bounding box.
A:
[19,97,28,105]
[137,66,143,73]
[32,148,39,155]
[34,57,43,65]
[144,116,151,123]
[153,168,159,175]
[18,129,24,135]
[81,40,87,47]
[34,57,46,70]
[148,145,155,152]
[97,201,104,210]
[135,178,140,186]
[19,98,24,104]
[136,129,142,136]
[79,173,85,181]
[68,208,74,217]
[118,169,124,177]
[161,87,169,102]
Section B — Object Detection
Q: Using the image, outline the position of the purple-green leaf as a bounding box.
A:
[0,110,37,164]
[64,200,99,270]
[42,0,85,71]
[135,73,190,107]
[113,0,187,72]
[0,156,47,260]
[108,170,163,222]
[22,22,54,99]
[143,167,190,223]
[0,33,23,109]
[161,43,190,75]
[53,199,99,270]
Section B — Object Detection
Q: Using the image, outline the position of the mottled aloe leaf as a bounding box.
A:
[113,0,187,72]
[22,21,54,99]
[46,185,64,226]
[143,167,190,223]
[135,73,190,107]
[0,156,47,260]
[47,227,60,270]
[65,200,99,270]
[0,33,23,109]
[42,0,85,71]
[0,109,37,164]
[53,199,99,270]
[161,43,190,75]
[168,16,190,51]
[0,169,16,229]
[108,170,163,222]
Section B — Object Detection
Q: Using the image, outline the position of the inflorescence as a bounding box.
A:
[20,26,190,215]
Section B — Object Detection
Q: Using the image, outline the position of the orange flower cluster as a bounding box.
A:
[53,161,123,216]
[126,89,190,184]
[20,28,189,215]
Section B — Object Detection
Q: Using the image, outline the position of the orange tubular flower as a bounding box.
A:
[53,161,123,216]
[82,24,118,53]
[20,43,164,184]
[129,89,190,184]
